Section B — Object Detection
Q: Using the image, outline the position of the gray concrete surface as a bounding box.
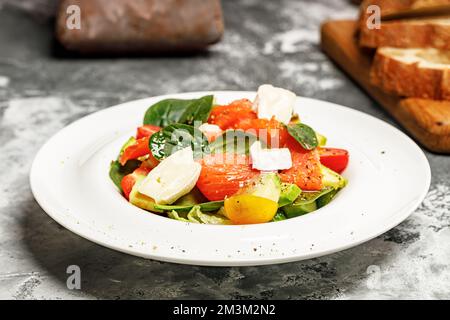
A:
[0,0,449,299]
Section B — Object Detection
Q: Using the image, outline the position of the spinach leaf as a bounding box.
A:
[287,123,318,150]
[143,95,214,127]
[109,159,141,191]
[209,130,260,155]
[155,201,224,212]
[149,123,209,160]
[179,95,214,126]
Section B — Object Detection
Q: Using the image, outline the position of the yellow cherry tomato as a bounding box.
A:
[224,195,278,225]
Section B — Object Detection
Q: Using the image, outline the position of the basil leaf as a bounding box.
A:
[209,130,260,155]
[143,95,214,127]
[179,95,214,126]
[287,123,318,150]
[155,201,224,212]
[149,123,209,160]
[109,159,141,191]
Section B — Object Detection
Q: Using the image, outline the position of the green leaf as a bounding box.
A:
[155,200,224,212]
[109,159,141,191]
[143,95,214,127]
[287,123,318,150]
[168,206,231,225]
[149,124,209,160]
[209,130,260,155]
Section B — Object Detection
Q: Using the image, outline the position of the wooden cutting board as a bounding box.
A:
[321,20,450,154]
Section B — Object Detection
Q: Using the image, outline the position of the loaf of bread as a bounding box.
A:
[360,16,450,49]
[370,47,450,100]
[56,0,224,54]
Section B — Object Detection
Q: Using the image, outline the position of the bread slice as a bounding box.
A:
[370,47,450,100]
[360,0,450,21]
[360,16,450,49]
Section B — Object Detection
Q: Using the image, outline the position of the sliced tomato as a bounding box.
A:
[208,99,257,130]
[121,164,152,200]
[136,124,161,139]
[318,148,349,174]
[279,137,323,190]
[237,117,289,148]
[196,154,259,201]
[119,137,151,166]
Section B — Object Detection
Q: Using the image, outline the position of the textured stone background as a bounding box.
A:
[0,0,449,299]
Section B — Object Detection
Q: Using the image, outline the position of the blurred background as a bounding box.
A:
[1,0,449,300]
[0,0,363,108]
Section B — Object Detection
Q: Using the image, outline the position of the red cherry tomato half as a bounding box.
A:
[136,124,161,139]
[120,164,152,200]
[318,148,349,174]
[119,137,151,166]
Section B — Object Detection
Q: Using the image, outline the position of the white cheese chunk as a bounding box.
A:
[250,141,292,171]
[198,123,223,141]
[138,147,201,205]
[253,84,296,124]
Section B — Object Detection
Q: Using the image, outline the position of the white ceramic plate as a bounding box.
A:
[30,91,431,266]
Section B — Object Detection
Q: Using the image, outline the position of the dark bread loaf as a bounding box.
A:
[56,0,224,54]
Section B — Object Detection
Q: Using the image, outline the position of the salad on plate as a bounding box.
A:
[109,85,349,225]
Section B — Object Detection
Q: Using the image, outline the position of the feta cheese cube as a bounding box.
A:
[198,123,223,141]
[250,141,292,171]
[253,84,296,124]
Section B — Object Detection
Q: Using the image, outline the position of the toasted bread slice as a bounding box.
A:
[360,16,450,49]
[370,47,450,100]
[360,0,450,21]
